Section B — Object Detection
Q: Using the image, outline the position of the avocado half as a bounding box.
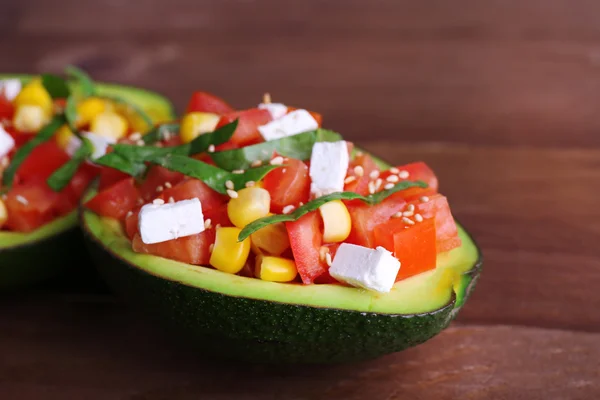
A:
[80,154,482,364]
[0,74,176,290]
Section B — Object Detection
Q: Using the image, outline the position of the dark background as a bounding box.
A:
[1,1,599,398]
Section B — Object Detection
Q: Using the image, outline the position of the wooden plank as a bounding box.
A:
[3,1,600,146]
[0,295,598,399]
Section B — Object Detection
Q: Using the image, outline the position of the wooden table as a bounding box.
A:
[1,1,599,399]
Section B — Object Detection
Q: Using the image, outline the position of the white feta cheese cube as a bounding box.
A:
[258,102,288,120]
[0,79,22,101]
[82,131,116,160]
[0,124,15,159]
[138,198,205,244]
[329,243,401,293]
[257,109,318,141]
[309,140,349,198]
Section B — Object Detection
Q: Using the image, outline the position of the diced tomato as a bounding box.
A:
[132,230,215,265]
[263,158,310,213]
[85,178,140,219]
[4,126,31,148]
[382,162,439,202]
[214,141,239,152]
[344,153,379,197]
[52,164,98,215]
[15,142,70,184]
[4,183,60,232]
[217,108,272,147]
[374,217,437,281]
[345,196,407,247]
[138,165,185,201]
[286,106,323,127]
[408,194,461,253]
[124,206,141,240]
[157,179,226,213]
[185,91,235,115]
[203,202,232,227]
[98,166,130,191]
[286,212,328,284]
[0,95,14,120]
[313,243,342,284]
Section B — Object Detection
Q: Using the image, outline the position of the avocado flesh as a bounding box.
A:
[0,74,175,289]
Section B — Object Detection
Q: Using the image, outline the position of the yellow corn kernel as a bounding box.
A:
[210,227,251,274]
[319,200,351,243]
[90,111,129,140]
[255,255,298,282]
[180,112,221,144]
[76,97,106,127]
[13,105,50,133]
[250,222,290,256]
[55,124,76,149]
[13,79,53,116]
[0,197,7,228]
[227,187,271,228]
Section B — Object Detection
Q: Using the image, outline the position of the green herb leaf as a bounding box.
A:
[210,129,342,171]
[94,152,148,177]
[1,115,66,191]
[238,180,428,241]
[64,95,79,131]
[142,123,180,145]
[46,137,94,191]
[188,119,238,155]
[41,74,71,99]
[66,65,96,97]
[148,154,280,194]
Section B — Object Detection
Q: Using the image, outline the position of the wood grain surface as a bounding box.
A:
[1,0,600,399]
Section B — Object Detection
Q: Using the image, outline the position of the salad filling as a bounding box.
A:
[86,91,461,293]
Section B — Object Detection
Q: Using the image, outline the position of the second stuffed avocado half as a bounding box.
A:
[79,89,483,364]
[0,71,175,290]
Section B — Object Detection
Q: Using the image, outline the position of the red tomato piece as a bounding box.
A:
[344,153,379,197]
[286,211,328,284]
[383,162,439,202]
[132,230,215,265]
[185,91,235,115]
[217,108,272,147]
[15,142,70,184]
[98,167,130,191]
[409,194,461,253]
[138,165,185,201]
[374,217,437,281]
[263,158,310,214]
[85,178,140,220]
[157,179,226,214]
[4,126,31,148]
[4,183,60,232]
[345,196,407,248]
[124,206,141,240]
[203,202,232,228]
[0,95,14,120]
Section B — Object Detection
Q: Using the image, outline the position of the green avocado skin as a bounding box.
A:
[84,228,482,364]
[0,228,88,290]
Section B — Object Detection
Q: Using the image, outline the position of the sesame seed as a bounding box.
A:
[414,213,424,222]
[402,217,415,225]
[282,205,295,214]
[353,166,364,177]
[232,169,245,174]
[129,132,142,141]
[384,183,394,190]
[168,196,175,203]
[344,176,356,184]
[398,170,410,179]
[156,185,164,192]
[216,224,221,229]
[374,178,383,191]
[209,243,214,253]
[16,195,28,205]
[299,202,304,206]
[386,175,399,183]
[1,157,9,168]
[319,246,330,262]
[136,140,145,146]
[420,196,430,203]
[208,144,215,153]
[403,211,414,217]
[407,204,415,212]
[164,182,172,188]
[263,92,272,104]
[204,219,212,230]
[355,151,364,157]
[325,252,333,267]
[225,180,234,190]
[245,181,256,188]
[227,189,238,199]
[153,199,165,205]
[390,167,400,174]
[368,181,376,194]
[270,156,284,165]
[251,160,263,167]
[392,212,403,218]
[137,198,144,205]
[126,211,133,218]
[369,170,380,180]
